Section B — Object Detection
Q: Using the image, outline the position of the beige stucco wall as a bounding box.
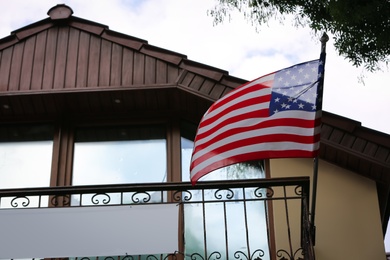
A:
[270,158,386,260]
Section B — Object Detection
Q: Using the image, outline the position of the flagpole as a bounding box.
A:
[310,32,329,245]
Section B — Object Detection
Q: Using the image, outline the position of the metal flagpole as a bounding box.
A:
[310,32,329,245]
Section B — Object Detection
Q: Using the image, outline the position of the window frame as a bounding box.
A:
[49,117,183,187]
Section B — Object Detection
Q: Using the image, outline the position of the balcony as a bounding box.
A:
[0,177,314,260]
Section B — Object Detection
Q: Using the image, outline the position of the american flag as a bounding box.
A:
[190,56,325,185]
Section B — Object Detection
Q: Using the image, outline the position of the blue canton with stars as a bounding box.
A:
[269,57,324,116]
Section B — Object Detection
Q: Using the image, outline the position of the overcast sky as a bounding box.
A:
[1,0,389,134]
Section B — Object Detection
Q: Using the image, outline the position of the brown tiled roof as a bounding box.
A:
[0,4,389,232]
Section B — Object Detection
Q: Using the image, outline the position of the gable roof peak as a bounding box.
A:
[47,4,73,20]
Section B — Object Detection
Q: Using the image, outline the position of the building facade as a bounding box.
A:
[0,4,389,259]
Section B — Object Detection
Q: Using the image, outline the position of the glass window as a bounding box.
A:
[0,124,54,208]
[72,124,167,185]
[0,141,53,189]
[181,137,270,259]
[71,125,167,205]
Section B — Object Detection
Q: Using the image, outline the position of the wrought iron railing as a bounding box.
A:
[0,177,314,260]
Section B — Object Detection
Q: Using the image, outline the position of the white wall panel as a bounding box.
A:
[0,204,178,258]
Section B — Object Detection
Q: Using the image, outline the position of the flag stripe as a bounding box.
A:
[193,122,321,160]
[190,58,325,185]
[191,142,320,182]
[192,124,321,162]
[195,111,320,150]
[193,135,319,172]
[196,107,270,141]
[191,148,319,183]
[205,75,274,114]
[198,88,271,134]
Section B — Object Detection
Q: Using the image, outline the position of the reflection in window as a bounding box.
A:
[72,125,167,205]
[181,137,270,259]
[0,142,53,189]
[0,124,53,208]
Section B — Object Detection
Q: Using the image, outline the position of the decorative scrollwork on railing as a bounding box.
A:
[91,193,111,205]
[77,255,173,260]
[119,254,172,260]
[146,254,176,260]
[234,250,249,260]
[76,256,116,260]
[10,196,30,208]
[51,194,71,206]
[294,185,303,196]
[214,188,234,200]
[254,187,274,199]
[186,251,222,260]
[131,191,151,203]
[207,251,222,260]
[233,249,265,260]
[251,249,266,260]
[188,252,204,259]
[172,190,192,203]
[276,248,304,260]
